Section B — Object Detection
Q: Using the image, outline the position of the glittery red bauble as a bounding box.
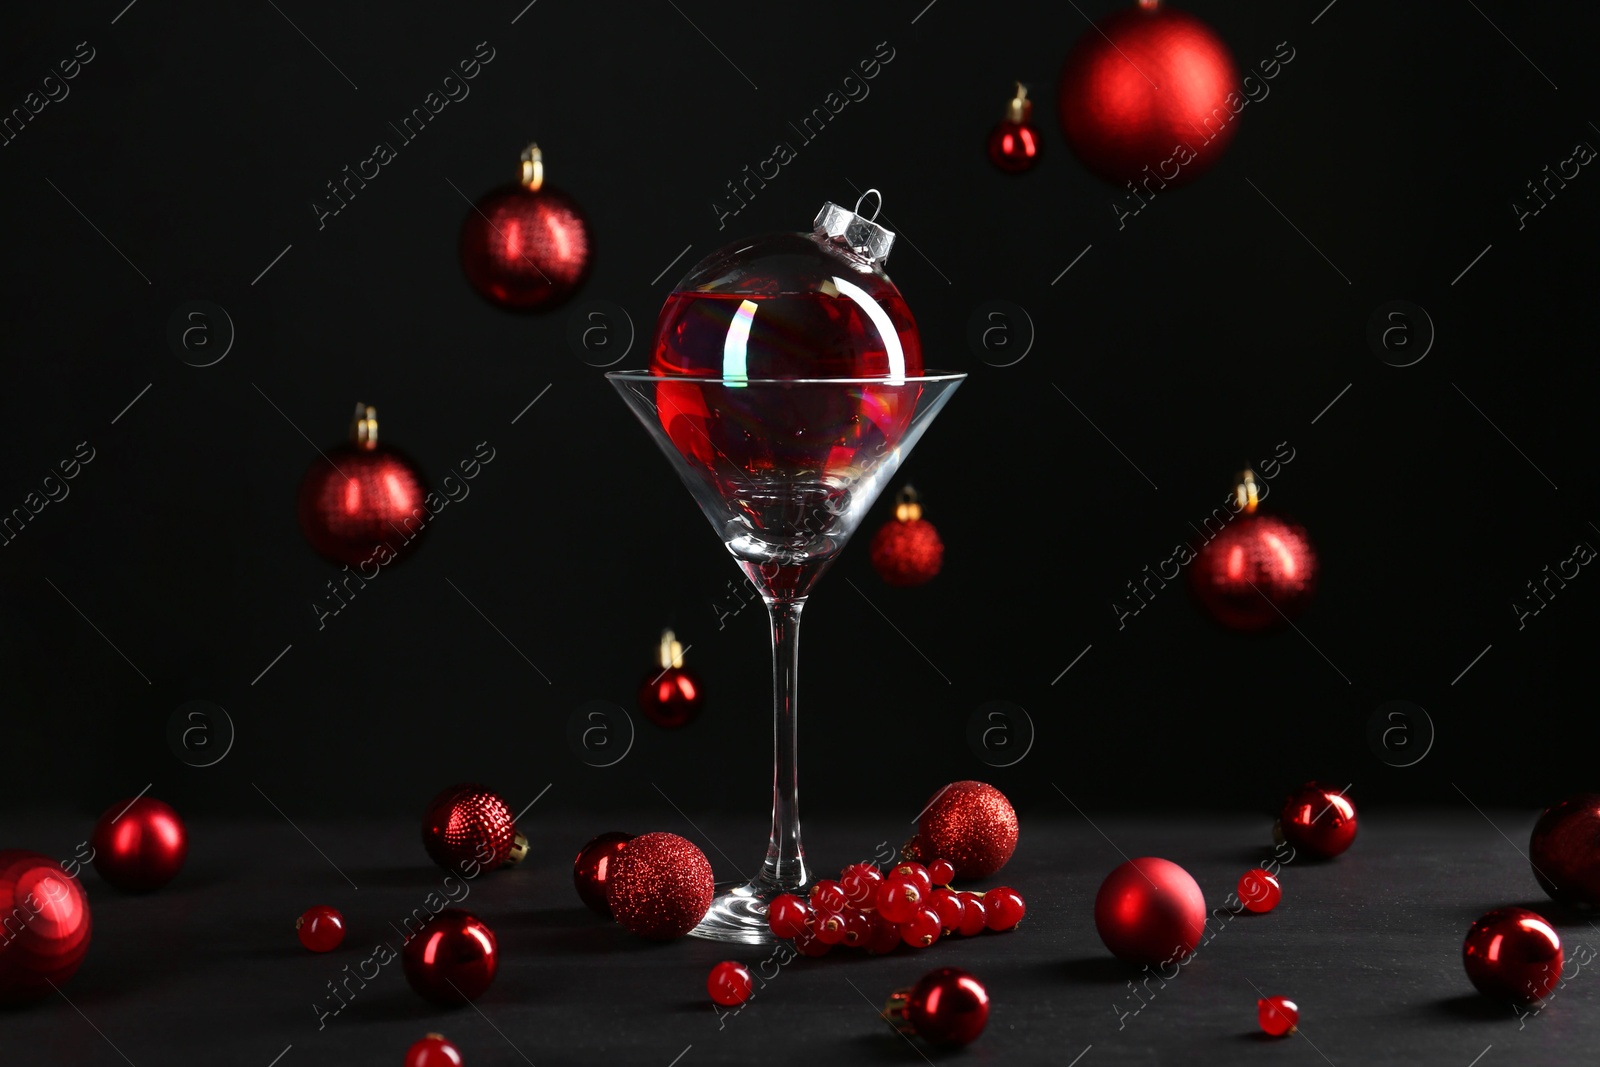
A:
[871,518,944,587]
[1094,856,1206,966]
[1276,782,1357,860]
[90,796,188,892]
[404,1033,464,1067]
[1188,514,1318,632]
[402,909,499,1004]
[604,831,714,940]
[1057,1,1239,187]
[1529,794,1600,907]
[906,967,990,1046]
[422,784,525,875]
[638,667,703,728]
[0,851,92,1003]
[1463,907,1562,1004]
[460,183,591,311]
[915,781,1019,880]
[297,443,428,568]
[574,832,633,918]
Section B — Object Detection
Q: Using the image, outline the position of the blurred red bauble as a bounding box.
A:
[1276,782,1357,860]
[605,831,714,940]
[402,909,499,1004]
[1529,794,1600,907]
[0,851,92,1003]
[637,630,703,728]
[885,967,991,1046]
[297,404,428,569]
[297,905,345,952]
[1057,0,1239,187]
[573,831,633,918]
[422,784,528,875]
[915,781,1018,880]
[987,82,1042,174]
[1188,470,1317,632]
[91,796,188,892]
[1094,856,1206,966]
[1463,907,1562,1004]
[460,143,591,311]
[870,487,945,587]
[404,1033,464,1067]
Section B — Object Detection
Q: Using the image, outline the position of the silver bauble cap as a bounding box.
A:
[814,189,895,265]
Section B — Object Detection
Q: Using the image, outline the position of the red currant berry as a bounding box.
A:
[928,859,955,886]
[900,906,943,948]
[810,879,848,913]
[1238,868,1282,914]
[767,893,810,939]
[708,960,753,1006]
[296,905,345,952]
[1257,996,1299,1037]
[814,911,849,945]
[982,887,1025,931]
[877,877,924,924]
[793,924,832,957]
[929,888,965,934]
[957,894,988,937]
[892,862,933,894]
[404,1033,464,1067]
[840,863,884,907]
[866,913,903,955]
[843,909,874,948]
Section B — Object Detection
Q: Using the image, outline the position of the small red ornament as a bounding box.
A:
[914,780,1019,880]
[460,143,591,312]
[1057,0,1240,187]
[1095,856,1206,966]
[0,851,92,1003]
[982,887,1026,931]
[604,831,715,940]
[402,909,499,1005]
[870,486,945,587]
[422,784,529,876]
[1257,996,1299,1037]
[1189,470,1318,632]
[884,967,990,1047]
[297,404,429,569]
[1276,782,1357,860]
[404,1033,464,1067]
[573,832,632,918]
[1237,869,1282,913]
[638,630,704,728]
[297,905,345,952]
[1529,794,1600,908]
[1463,907,1562,1004]
[987,83,1042,174]
[90,796,188,892]
[708,960,753,1006]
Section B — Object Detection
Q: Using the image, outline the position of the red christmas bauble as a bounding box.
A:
[1189,513,1318,632]
[915,781,1019,880]
[405,1033,464,1067]
[460,143,590,312]
[638,630,703,728]
[604,831,714,940]
[1276,782,1357,860]
[1529,794,1600,907]
[573,832,633,918]
[1463,907,1562,1004]
[1094,856,1206,966]
[871,488,945,587]
[0,851,92,1003]
[402,909,499,1004]
[888,967,991,1046]
[422,784,528,875]
[297,405,428,569]
[1057,0,1239,187]
[987,83,1042,174]
[90,796,188,892]
[297,905,345,952]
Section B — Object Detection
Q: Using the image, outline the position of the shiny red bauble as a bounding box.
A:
[1463,907,1563,1004]
[987,83,1042,174]
[914,781,1019,880]
[1189,513,1318,632]
[90,796,188,892]
[708,960,753,1007]
[402,909,499,1005]
[1238,868,1282,913]
[1529,794,1600,908]
[1057,0,1239,187]
[459,143,591,311]
[638,631,703,728]
[604,831,714,940]
[1095,856,1206,966]
[574,832,632,918]
[0,851,92,1003]
[297,905,345,952]
[1277,782,1357,859]
[404,1033,464,1067]
[890,967,991,1047]
[1257,996,1299,1037]
[297,405,428,569]
[422,784,527,875]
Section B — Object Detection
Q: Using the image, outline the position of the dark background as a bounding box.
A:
[3,0,1596,833]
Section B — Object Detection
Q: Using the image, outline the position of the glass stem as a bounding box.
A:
[761,596,809,890]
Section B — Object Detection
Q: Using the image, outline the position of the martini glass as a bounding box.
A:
[608,370,964,942]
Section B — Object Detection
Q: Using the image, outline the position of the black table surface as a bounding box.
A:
[6,810,1595,1066]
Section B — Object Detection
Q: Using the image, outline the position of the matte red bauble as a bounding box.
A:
[1463,907,1562,1004]
[1529,794,1600,907]
[90,796,188,892]
[915,781,1018,880]
[1189,470,1317,632]
[638,630,703,728]
[604,831,714,940]
[1057,0,1239,187]
[297,404,428,569]
[1276,782,1357,860]
[405,1033,464,1067]
[1094,856,1206,966]
[884,967,991,1047]
[871,486,945,587]
[422,784,528,875]
[574,831,633,918]
[402,909,499,1004]
[987,83,1042,174]
[460,143,591,311]
[0,851,92,1003]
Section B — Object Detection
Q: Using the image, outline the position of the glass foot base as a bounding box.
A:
[690,877,808,945]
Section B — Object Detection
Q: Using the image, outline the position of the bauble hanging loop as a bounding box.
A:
[460,141,592,311]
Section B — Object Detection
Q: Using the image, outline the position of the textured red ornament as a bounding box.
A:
[886,967,991,1046]
[297,905,346,952]
[404,1033,464,1067]
[460,143,591,311]
[638,630,703,728]
[1529,794,1600,907]
[573,831,633,918]
[987,83,1042,174]
[1276,782,1357,859]
[604,831,714,940]
[1094,856,1206,966]
[915,781,1019,880]
[1463,907,1562,1004]
[1257,996,1299,1037]
[90,796,188,892]
[871,487,945,587]
[422,784,528,875]
[1057,0,1240,187]
[1189,471,1317,632]
[0,851,92,1003]
[402,909,499,1004]
[297,405,428,569]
